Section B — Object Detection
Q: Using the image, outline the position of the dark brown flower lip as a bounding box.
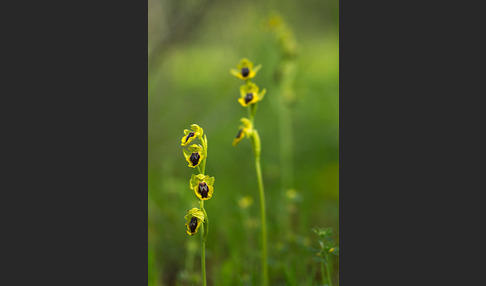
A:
[185,132,195,142]
[241,67,250,77]
[244,92,253,104]
[189,216,198,233]
[198,182,209,198]
[190,152,200,166]
[235,128,243,139]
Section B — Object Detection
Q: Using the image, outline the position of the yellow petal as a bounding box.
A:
[184,149,204,168]
[191,124,204,137]
[230,69,240,77]
[238,97,249,107]
[242,94,260,106]
[240,82,259,96]
[181,133,196,146]
[231,68,247,80]
[189,174,198,190]
[238,58,253,69]
[182,148,191,161]
[247,70,256,79]
[186,217,203,235]
[185,208,205,222]
[188,144,202,153]
[196,174,206,181]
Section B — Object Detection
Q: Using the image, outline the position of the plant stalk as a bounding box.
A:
[199,199,207,286]
[325,255,332,286]
[247,104,268,286]
[199,143,208,286]
[249,128,268,286]
[321,261,326,286]
[255,154,268,286]
[278,99,294,190]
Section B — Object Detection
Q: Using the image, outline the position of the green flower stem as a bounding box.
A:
[199,199,208,286]
[199,137,209,286]
[321,261,326,286]
[255,152,268,286]
[278,99,294,190]
[246,80,267,285]
[201,135,207,175]
[250,128,268,286]
[278,98,293,242]
[199,139,209,240]
[200,231,206,286]
[276,60,296,242]
[325,256,332,286]
[250,101,258,120]
[201,158,207,176]
[201,202,209,241]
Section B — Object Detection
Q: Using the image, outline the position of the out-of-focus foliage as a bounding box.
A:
[149,0,338,284]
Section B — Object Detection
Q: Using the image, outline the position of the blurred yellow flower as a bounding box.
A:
[286,189,298,200]
[238,196,253,209]
[238,82,266,107]
[265,14,283,30]
[184,208,205,236]
[245,218,259,228]
[190,174,215,201]
[182,144,205,168]
[181,124,204,146]
[230,58,262,80]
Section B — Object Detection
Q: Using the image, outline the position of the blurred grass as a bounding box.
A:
[149,0,338,284]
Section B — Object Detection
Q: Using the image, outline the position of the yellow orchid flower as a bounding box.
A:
[233,118,253,146]
[230,58,262,80]
[181,124,204,146]
[190,174,215,201]
[184,208,205,236]
[182,144,205,168]
[238,82,266,107]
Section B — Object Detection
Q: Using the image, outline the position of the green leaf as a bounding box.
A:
[312,256,327,264]
[307,247,321,253]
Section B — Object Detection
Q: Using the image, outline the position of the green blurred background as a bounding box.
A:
[148,0,338,285]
